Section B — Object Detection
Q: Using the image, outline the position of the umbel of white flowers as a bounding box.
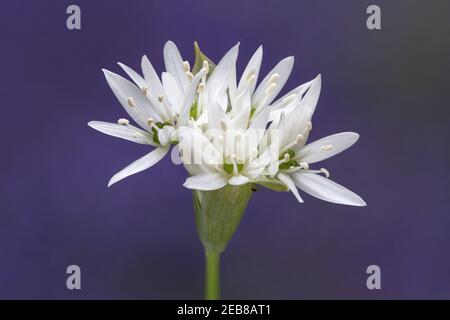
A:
[88,41,366,299]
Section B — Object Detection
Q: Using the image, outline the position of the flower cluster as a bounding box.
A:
[89,41,365,206]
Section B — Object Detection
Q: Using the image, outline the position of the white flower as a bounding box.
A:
[270,76,366,206]
[89,41,366,207]
[88,41,207,186]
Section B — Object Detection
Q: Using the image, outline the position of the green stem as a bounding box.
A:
[205,250,221,300]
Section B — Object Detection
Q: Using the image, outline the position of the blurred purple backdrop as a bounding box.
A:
[0,0,449,299]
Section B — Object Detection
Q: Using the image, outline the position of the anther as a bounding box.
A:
[158,95,164,103]
[300,162,309,170]
[183,61,190,72]
[133,132,143,138]
[265,83,277,95]
[142,87,149,96]
[306,121,312,131]
[185,71,194,80]
[320,168,330,178]
[127,97,136,108]
[282,153,290,163]
[296,134,304,144]
[321,144,333,151]
[146,117,154,126]
[269,73,280,83]
[117,118,129,125]
[198,83,205,93]
[202,60,209,73]
[246,70,256,80]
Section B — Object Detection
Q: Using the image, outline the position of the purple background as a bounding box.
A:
[0,0,449,299]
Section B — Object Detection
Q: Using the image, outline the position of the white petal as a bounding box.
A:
[103,69,162,127]
[141,55,165,97]
[298,74,321,119]
[117,62,147,89]
[228,175,250,186]
[163,41,189,93]
[162,72,184,114]
[207,98,227,131]
[207,44,239,107]
[183,173,228,191]
[252,56,294,112]
[108,147,169,187]
[292,171,366,206]
[238,45,263,95]
[278,173,303,203]
[229,89,251,130]
[88,121,155,145]
[296,132,360,164]
[178,68,207,126]
[270,80,312,110]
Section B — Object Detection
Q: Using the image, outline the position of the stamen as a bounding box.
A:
[269,73,280,83]
[133,131,143,138]
[158,95,164,103]
[197,83,205,93]
[296,134,304,145]
[320,168,330,178]
[300,162,309,170]
[246,70,255,80]
[185,71,194,80]
[202,60,209,73]
[146,117,154,126]
[306,121,312,131]
[142,86,149,96]
[247,74,256,84]
[265,83,277,95]
[281,153,290,163]
[183,60,190,72]
[117,118,129,125]
[127,97,136,108]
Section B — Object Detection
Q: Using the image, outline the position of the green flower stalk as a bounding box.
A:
[194,185,253,299]
[89,40,366,300]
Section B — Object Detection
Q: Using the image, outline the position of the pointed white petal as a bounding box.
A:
[102,69,162,127]
[228,175,250,186]
[252,56,294,111]
[141,55,165,97]
[163,41,189,93]
[270,80,313,110]
[249,106,270,130]
[117,62,147,89]
[183,173,228,191]
[298,74,321,118]
[278,173,303,203]
[238,45,263,95]
[179,68,207,126]
[162,72,184,114]
[296,132,360,163]
[88,121,156,145]
[207,44,239,107]
[207,98,227,131]
[292,171,366,206]
[108,147,169,187]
